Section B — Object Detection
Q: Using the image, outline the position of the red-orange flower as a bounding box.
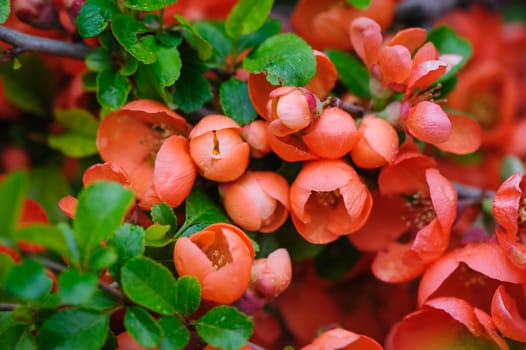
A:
[302,327,383,350]
[290,159,372,244]
[97,99,195,210]
[173,223,254,304]
[241,119,271,158]
[189,114,250,183]
[220,171,289,233]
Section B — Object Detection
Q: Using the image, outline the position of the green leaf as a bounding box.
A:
[123,0,176,11]
[345,0,372,9]
[0,326,35,350]
[236,17,281,53]
[107,223,145,281]
[176,187,230,236]
[57,222,80,266]
[36,309,109,350]
[225,0,273,39]
[74,182,134,266]
[500,155,525,181]
[145,224,170,242]
[120,54,140,76]
[48,133,98,158]
[151,203,178,236]
[0,0,9,24]
[0,55,54,116]
[169,46,212,113]
[220,78,257,126]
[0,254,16,282]
[89,246,118,270]
[58,268,98,305]
[193,21,232,65]
[142,36,182,87]
[125,306,163,348]
[77,0,119,38]
[4,259,52,301]
[325,49,371,98]
[54,108,99,135]
[175,16,213,61]
[427,26,472,84]
[111,14,156,64]
[121,256,177,315]
[85,289,119,311]
[243,33,316,86]
[174,276,201,316]
[158,316,190,350]
[134,64,164,102]
[314,237,360,280]
[16,224,72,261]
[196,306,253,350]
[86,48,113,72]
[96,68,132,110]
[0,171,27,240]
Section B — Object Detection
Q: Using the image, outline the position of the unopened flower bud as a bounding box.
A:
[14,0,60,29]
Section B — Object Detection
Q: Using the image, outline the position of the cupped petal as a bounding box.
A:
[304,50,338,99]
[411,42,439,68]
[425,297,483,336]
[118,99,188,135]
[378,152,437,195]
[82,162,131,187]
[426,168,457,231]
[58,195,77,218]
[293,159,358,193]
[267,132,318,162]
[492,172,521,237]
[189,114,242,139]
[491,284,526,342]
[153,135,196,208]
[495,230,526,269]
[349,16,383,68]
[434,113,482,155]
[248,73,275,119]
[221,181,265,232]
[410,219,449,264]
[378,45,412,85]
[406,101,451,144]
[406,60,447,95]
[372,242,427,283]
[387,27,427,52]
[303,328,383,350]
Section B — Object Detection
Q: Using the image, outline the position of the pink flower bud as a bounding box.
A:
[251,248,292,300]
[14,0,60,29]
[241,119,272,158]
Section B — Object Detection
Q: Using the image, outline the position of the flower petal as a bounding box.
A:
[406,101,451,144]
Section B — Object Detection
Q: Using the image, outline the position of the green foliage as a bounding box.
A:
[0,0,9,24]
[3,259,52,301]
[48,109,99,158]
[57,268,98,305]
[111,15,156,64]
[16,224,74,263]
[96,68,132,110]
[86,48,114,72]
[196,306,253,350]
[325,49,371,98]
[36,309,109,350]
[0,171,27,240]
[107,224,146,281]
[0,325,35,350]
[73,182,134,267]
[121,256,177,315]
[124,306,163,348]
[225,0,274,39]
[77,0,119,38]
[151,203,178,236]
[220,78,257,126]
[175,16,213,61]
[174,276,201,316]
[243,33,316,86]
[158,316,191,350]
[142,35,182,88]
[123,0,177,11]
[345,0,372,9]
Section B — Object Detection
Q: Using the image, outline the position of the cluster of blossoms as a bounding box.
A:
[1,0,526,349]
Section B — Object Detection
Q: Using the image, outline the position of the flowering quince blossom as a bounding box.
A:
[301,327,383,350]
[290,158,372,244]
[173,223,254,304]
[350,153,456,282]
[96,99,196,210]
[492,172,526,269]
[189,114,250,182]
[220,170,290,233]
[241,119,272,158]
[249,248,292,301]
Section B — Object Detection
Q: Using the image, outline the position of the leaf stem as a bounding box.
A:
[0,26,90,59]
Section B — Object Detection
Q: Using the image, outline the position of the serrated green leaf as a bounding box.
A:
[0,55,54,116]
[86,48,113,72]
[151,203,177,235]
[345,0,372,9]
[121,256,177,315]
[0,171,27,240]
[226,0,273,39]
[169,46,212,113]
[174,276,201,316]
[325,49,371,98]
[142,36,182,87]
[145,224,170,242]
[175,16,213,61]
[219,78,257,126]
[427,26,472,84]
[107,223,145,281]
[73,182,134,266]
[175,187,230,237]
[36,309,109,350]
[48,133,98,158]
[158,316,190,350]
[0,0,10,24]
[58,268,98,305]
[123,0,176,10]
[157,32,183,47]
[196,306,253,350]
[0,325,36,350]
[77,0,119,38]
[16,224,72,262]
[96,68,131,110]
[125,306,163,348]
[243,33,316,86]
[4,259,52,301]
[89,246,118,270]
[111,14,156,64]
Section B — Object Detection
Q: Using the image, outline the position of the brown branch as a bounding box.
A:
[0,25,90,59]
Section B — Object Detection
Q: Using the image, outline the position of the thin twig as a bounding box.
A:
[0,25,90,59]
[0,303,19,311]
[323,96,364,118]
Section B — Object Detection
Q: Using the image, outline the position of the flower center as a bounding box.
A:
[402,191,436,231]
[467,91,497,129]
[143,123,176,165]
[314,189,341,207]
[202,232,233,270]
[211,130,222,160]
